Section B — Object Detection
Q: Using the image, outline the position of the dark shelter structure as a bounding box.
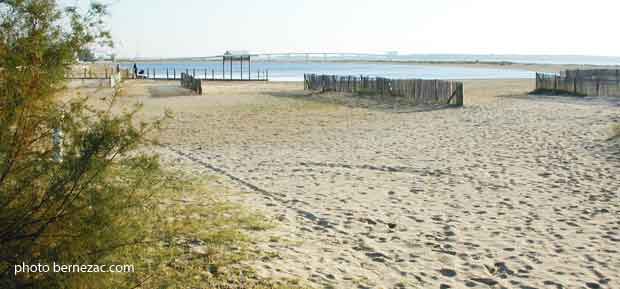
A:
[219,51,258,80]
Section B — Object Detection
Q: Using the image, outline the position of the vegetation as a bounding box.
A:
[529,88,586,97]
[354,87,379,97]
[118,173,308,289]
[77,48,96,62]
[0,1,307,288]
[0,1,160,287]
[611,123,620,140]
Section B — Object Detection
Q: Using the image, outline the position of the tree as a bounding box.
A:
[0,1,162,288]
[77,48,96,62]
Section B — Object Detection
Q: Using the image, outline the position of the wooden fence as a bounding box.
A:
[180,73,202,94]
[126,67,269,81]
[64,65,128,80]
[65,66,269,81]
[304,74,463,106]
[536,69,620,97]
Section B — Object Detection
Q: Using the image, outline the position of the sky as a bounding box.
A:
[63,0,620,58]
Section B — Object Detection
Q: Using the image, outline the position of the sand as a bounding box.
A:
[99,78,620,289]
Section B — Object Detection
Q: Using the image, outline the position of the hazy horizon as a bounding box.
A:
[116,53,620,61]
[63,0,620,59]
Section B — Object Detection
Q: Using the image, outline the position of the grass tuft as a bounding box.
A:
[105,171,310,289]
[610,123,620,140]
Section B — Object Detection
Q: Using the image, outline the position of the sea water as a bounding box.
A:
[121,61,534,81]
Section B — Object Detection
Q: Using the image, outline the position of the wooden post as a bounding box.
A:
[574,70,580,95]
[266,70,269,81]
[574,77,577,95]
[212,69,214,80]
[174,68,176,80]
[166,68,169,80]
[456,83,464,106]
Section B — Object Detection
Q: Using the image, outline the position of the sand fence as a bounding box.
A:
[180,72,202,94]
[535,69,620,97]
[65,64,130,80]
[304,74,464,106]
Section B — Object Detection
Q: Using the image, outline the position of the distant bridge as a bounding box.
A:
[126,52,404,62]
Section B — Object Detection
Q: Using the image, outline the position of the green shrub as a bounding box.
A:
[0,1,162,288]
[0,2,310,288]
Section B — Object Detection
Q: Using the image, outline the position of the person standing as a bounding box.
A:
[133,63,138,79]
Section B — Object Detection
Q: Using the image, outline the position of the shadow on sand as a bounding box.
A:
[509,93,620,107]
[148,85,194,98]
[266,90,463,113]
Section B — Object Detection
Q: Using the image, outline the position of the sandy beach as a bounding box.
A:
[9,1,620,288]
[109,78,620,289]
